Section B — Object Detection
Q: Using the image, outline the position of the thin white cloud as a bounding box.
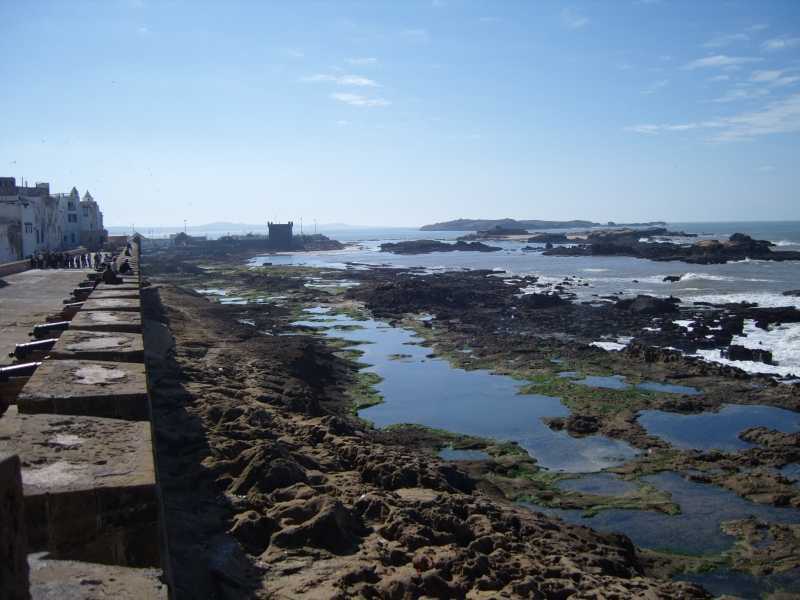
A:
[626,92,800,141]
[284,48,305,59]
[751,70,783,82]
[683,54,762,70]
[335,120,351,127]
[642,79,669,94]
[748,24,769,32]
[431,0,446,7]
[751,70,800,87]
[712,87,770,103]
[561,8,589,30]
[704,33,749,48]
[762,36,800,51]
[757,165,776,172]
[479,16,503,24]
[302,74,379,87]
[708,74,731,82]
[330,93,390,107]
[137,25,149,35]
[346,57,378,66]
[400,29,430,42]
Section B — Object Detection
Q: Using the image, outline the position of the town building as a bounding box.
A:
[0,177,107,263]
[78,191,105,250]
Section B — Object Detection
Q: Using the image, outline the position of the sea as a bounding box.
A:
[147,221,800,377]
[189,220,800,596]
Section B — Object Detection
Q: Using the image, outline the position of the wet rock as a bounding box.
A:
[228,510,278,554]
[563,414,601,435]
[783,290,800,297]
[724,345,774,365]
[380,240,501,255]
[528,232,570,244]
[267,495,364,554]
[544,232,800,264]
[663,275,681,283]
[745,306,800,329]
[615,295,680,315]
[519,293,568,309]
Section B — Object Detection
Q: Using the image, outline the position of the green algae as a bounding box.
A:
[346,371,384,414]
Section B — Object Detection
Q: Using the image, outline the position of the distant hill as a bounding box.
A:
[420,218,666,231]
[108,221,360,234]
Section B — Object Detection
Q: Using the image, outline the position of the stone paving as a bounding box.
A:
[0,269,91,366]
[1,240,168,597]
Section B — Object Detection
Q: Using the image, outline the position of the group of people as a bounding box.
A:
[29,251,105,270]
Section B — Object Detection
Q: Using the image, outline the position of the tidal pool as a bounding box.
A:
[563,373,701,395]
[296,310,638,473]
[677,567,800,599]
[781,463,800,486]
[439,448,490,461]
[638,404,800,452]
[525,471,800,555]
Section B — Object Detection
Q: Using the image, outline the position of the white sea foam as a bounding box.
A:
[591,341,627,352]
[591,337,632,352]
[686,292,798,309]
[694,319,800,377]
[582,268,610,272]
[773,240,799,247]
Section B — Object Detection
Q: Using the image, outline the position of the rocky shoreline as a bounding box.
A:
[544,232,800,264]
[141,275,707,598]
[141,246,800,597]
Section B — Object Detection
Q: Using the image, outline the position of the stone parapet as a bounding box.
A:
[0,408,159,567]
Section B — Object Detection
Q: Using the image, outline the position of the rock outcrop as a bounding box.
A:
[380,240,501,255]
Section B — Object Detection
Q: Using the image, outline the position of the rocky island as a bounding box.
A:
[420,218,667,231]
[380,240,501,254]
[545,232,800,264]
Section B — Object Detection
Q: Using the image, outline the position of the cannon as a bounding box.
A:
[9,339,57,361]
[0,362,42,411]
[31,321,70,339]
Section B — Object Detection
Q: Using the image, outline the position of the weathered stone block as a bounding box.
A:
[0,408,159,567]
[17,360,149,421]
[49,331,144,363]
[28,554,167,599]
[70,311,142,334]
[87,289,141,300]
[94,283,140,292]
[79,298,141,313]
[0,452,30,600]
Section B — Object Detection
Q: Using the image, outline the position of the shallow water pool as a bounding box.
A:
[638,404,800,451]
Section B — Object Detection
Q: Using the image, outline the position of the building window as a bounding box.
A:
[24,222,33,234]
[83,207,89,217]
[68,214,78,223]
[68,201,75,210]
[71,233,76,243]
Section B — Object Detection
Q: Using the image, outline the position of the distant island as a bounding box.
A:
[420,218,667,231]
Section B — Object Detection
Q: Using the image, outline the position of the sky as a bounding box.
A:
[1,0,799,227]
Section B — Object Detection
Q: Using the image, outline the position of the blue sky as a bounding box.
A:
[1,0,799,227]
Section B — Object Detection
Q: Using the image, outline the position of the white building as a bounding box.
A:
[54,187,81,248]
[79,191,105,249]
[0,177,107,263]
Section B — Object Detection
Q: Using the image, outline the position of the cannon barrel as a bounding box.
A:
[9,339,57,360]
[31,321,70,339]
[0,362,41,382]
